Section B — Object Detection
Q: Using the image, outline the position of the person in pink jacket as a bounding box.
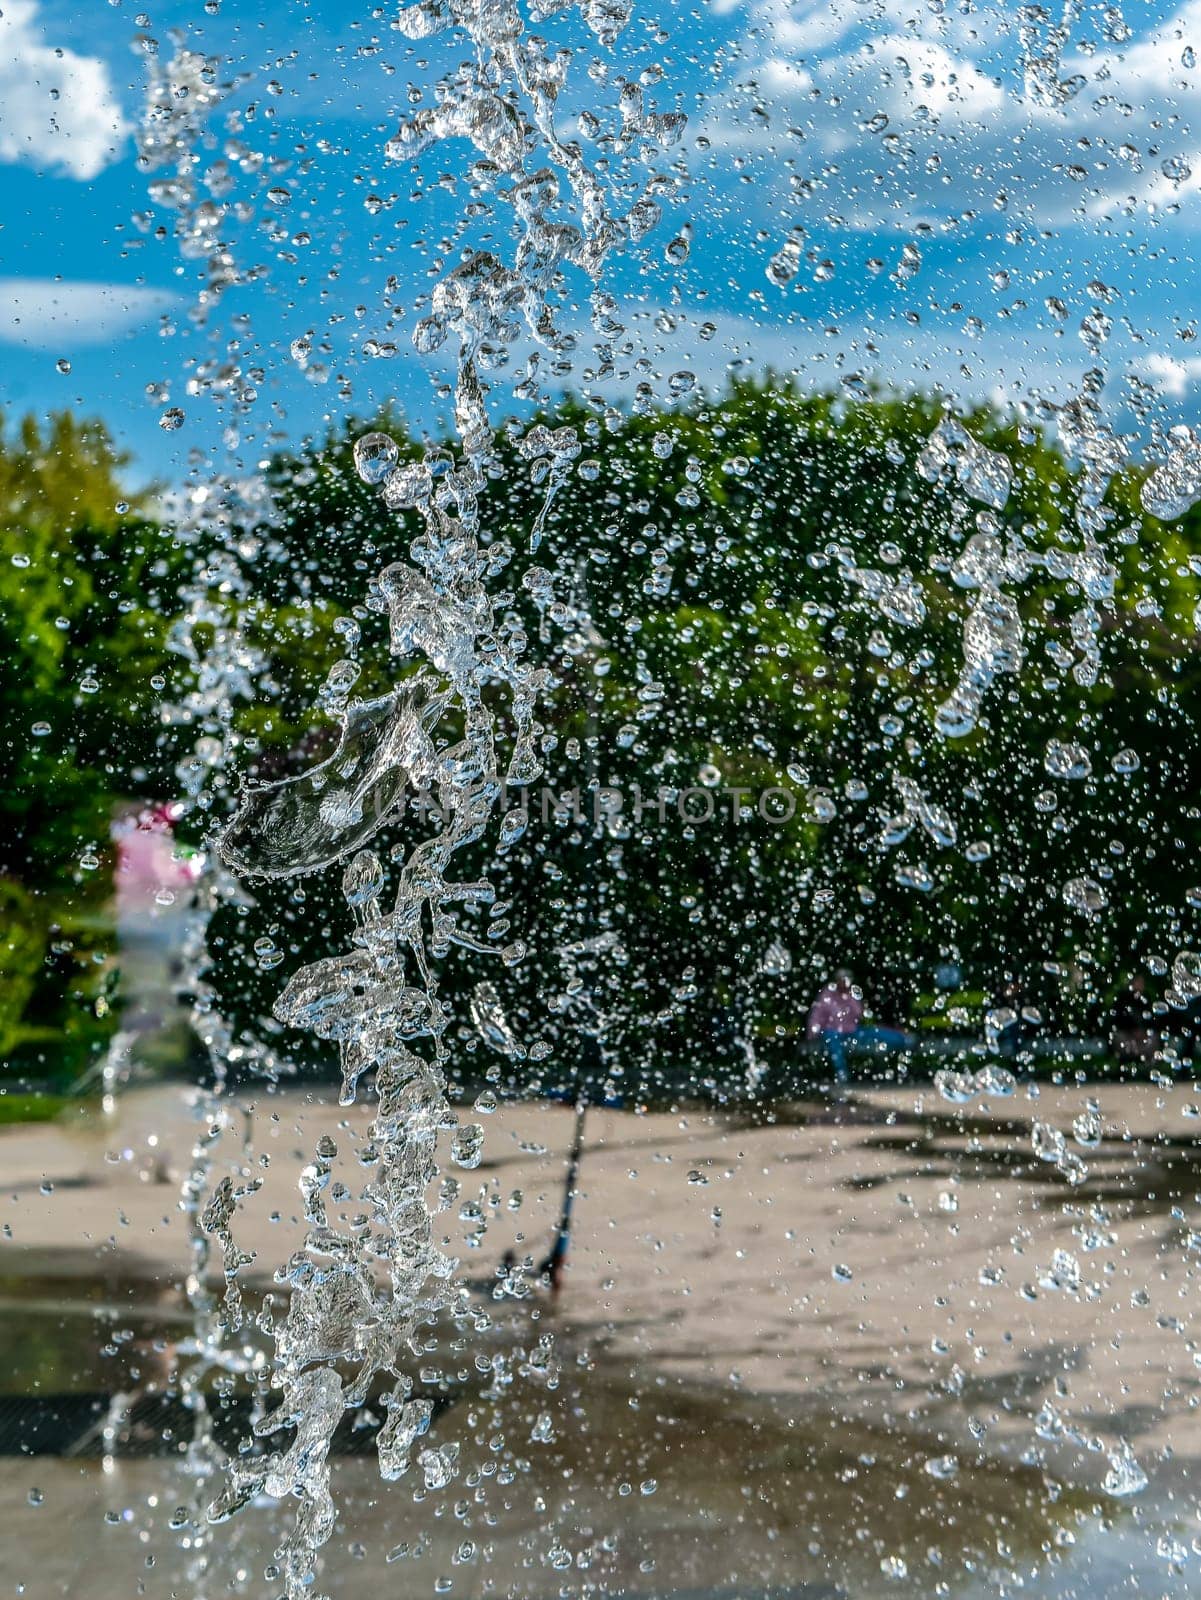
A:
[806,970,911,1084]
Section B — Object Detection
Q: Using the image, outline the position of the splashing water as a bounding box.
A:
[139,1,689,1590]
[136,39,303,1586]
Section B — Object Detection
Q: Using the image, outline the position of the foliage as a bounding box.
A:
[202,382,1201,1085]
[0,413,180,1080]
[0,411,185,875]
[0,1091,68,1125]
[4,389,1201,1090]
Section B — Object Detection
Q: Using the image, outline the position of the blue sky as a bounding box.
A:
[2,0,1200,484]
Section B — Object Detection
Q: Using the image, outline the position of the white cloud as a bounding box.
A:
[841,37,1005,125]
[0,0,128,179]
[0,278,181,347]
[702,0,1201,234]
[1134,353,1201,400]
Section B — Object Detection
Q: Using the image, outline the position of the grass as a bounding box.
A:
[0,1091,68,1125]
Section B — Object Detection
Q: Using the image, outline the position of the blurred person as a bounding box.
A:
[806,970,912,1085]
[110,802,204,1037]
[113,801,203,926]
[990,975,1029,1059]
[1112,974,1158,1063]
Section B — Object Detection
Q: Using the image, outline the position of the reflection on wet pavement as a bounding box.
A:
[2,1081,1201,1597]
[0,1347,1120,1600]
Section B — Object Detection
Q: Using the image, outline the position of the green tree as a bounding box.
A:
[219,382,1201,1090]
[8,388,1201,1095]
[0,412,186,1082]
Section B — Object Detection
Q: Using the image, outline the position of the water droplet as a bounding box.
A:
[975,1063,1016,1097]
[1103,1442,1148,1497]
[253,937,284,971]
[1063,876,1106,914]
[916,416,1012,509]
[1142,427,1201,520]
[353,431,400,485]
[1172,950,1201,998]
[1044,739,1091,780]
[935,1068,976,1104]
[1073,1108,1102,1148]
[1032,1122,1067,1164]
[451,1124,484,1170]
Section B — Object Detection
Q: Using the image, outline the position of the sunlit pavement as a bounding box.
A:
[2,1078,1200,1598]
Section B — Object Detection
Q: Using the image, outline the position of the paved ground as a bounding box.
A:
[1,1076,1200,1598]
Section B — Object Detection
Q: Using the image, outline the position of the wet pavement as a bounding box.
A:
[2,1078,1201,1597]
